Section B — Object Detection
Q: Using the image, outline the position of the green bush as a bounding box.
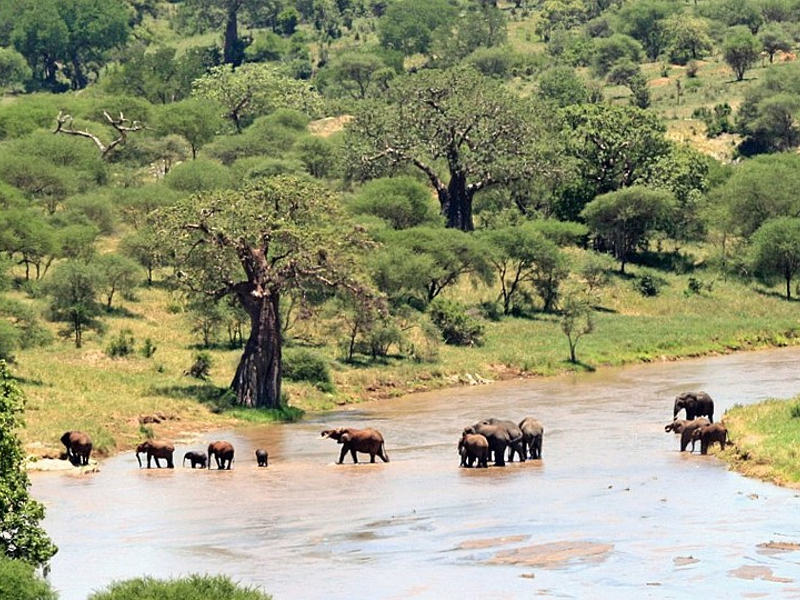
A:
[790,403,800,419]
[0,557,57,600]
[283,349,333,391]
[187,352,212,380]
[88,575,272,600]
[106,329,135,358]
[428,298,484,346]
[164,159,231,193]
[634,273,666,297]
[140,338,157,358]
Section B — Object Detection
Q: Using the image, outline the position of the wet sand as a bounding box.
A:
[32,347,800,599]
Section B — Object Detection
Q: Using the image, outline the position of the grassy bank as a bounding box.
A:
[11,249,800,460]
[722,398,800,487]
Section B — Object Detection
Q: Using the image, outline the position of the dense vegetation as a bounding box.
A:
[3,0,800,453]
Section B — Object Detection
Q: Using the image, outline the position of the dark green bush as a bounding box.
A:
[283,349,333,391]
[107,329,135,358]
[0,557,56,600]
[634,273,665,297]
[88,575,272,600]
[428,298,484,346]
[187,352,212,380]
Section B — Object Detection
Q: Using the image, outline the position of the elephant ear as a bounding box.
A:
[340,432,352,443]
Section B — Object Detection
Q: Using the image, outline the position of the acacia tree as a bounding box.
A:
[723,26,760,81]
[0,360,58,566]
[159,176,370,409]
[346,67,559,231]
[749,217,800,299]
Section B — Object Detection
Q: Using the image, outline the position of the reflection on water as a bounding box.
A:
[32,348,800,599]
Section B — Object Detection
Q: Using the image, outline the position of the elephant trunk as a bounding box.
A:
[673,403,680,419]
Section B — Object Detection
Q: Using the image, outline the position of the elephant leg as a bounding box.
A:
[350,448,358,463]
[337,445,347,464]
[147,454,152,469]
[370,453,376,463]
[494,443,506,466]
[701,440,708,455]
[709,411,714,423]
[167,456,174,468]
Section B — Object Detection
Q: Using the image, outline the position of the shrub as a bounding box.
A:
[283,349,333,391]
[140,338,157,358]
[187,352,212,380]
[634,273,666,297]
[88,575,272,600]
[428,298,484,346]
[107,329,136,358]
[686,60,699,78]
[0,557,57,600]
[164,159,232,193]
[790,403,800,419]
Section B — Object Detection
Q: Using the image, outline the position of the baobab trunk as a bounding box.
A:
[223,6,242,66]
[440,173,474,231]
[231,292,282,408]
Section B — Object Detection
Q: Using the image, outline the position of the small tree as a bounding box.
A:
[723,26,760,81]
[560,293,594,363]
[157,98,224,159]
[0,360,58,566]
[581,186,674,273]
[119,228,166,285]
[759,23,792,64]
[48,260,104,348]
[95,254,140,310]
[749,217,800,299]
[0,48,31,92]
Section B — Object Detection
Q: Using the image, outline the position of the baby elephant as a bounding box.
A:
[321,428,389,464]
[183,451,207,469]
[255,448,269,467]
[691,423,729,455]
[458,432,489,468]
[665,418,710,452]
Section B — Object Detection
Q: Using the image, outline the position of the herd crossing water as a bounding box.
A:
[32,347,800,599]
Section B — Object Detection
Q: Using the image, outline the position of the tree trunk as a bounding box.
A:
[71,58,87,90]
[439,172,474,231]
[231,292,282,408]
[223,6,242,66]
[786,273,792,300]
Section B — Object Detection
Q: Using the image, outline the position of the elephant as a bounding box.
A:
[691,423,729,455]
[208,441,235,470]
[458,432,489,468]
[255,448,269,467]
[673,392,714,422]
[519,417,544,460]
[136,440,175,468]
[60,431,92,466]
[465,419,525,467]
[665,418,710,452]
[183,450,207,469]
[321,428,389,464]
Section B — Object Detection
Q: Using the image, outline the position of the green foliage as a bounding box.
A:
[187,352,212,380]
[616,0,679,60]
[88,575,272,600]
[283,348,333,391]
[0,361,57,566]
[634,272,666,296]
[95,253,140,310]
[749,217,800,299]
[666,14,713,64]
[47,260,105,348]
[581,186,675,273]
[164,159,232,193]
[378,0,455,55]
[591,34,643,76]
[0,556,56,600]
[759,23,792,63]
[700,0,763,33]
[349,177,440,229]
[560,291,594,362]
[428,297,484,346]
[737,64,800,153]
[431,4,507,67]
[295,135,337,178]
[320,50,396,99]
[722,26,761,81]
[119,227,165,285]
[790,402,800,419]
[157,98,224,159]
[140,337,157,358]
[579,251,617,291]
[107,329,136,358]
[692,104,733,138]
[204,110,308,165]
[0,48,31,91]
[537,66,591,107]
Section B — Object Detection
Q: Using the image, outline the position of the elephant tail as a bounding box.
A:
[380,442,389,462]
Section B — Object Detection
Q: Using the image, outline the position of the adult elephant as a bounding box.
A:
[673,392,714,422]
[60,431,92,466]
[136,440,175,468]
[519,417,544,460]
[208,441,235,470]
[321,428,389,464]
[466,419,525,466]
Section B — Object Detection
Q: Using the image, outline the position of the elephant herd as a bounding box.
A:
[57,390,731,473]
[667,391,730,455]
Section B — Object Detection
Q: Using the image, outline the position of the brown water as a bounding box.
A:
[32,348,800,599]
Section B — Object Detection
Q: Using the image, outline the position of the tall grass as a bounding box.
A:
[88,575,272,600]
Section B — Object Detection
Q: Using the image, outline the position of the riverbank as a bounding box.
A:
[722,397,800,488]
[13,263,800,461]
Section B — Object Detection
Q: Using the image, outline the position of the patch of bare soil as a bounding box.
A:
[458,535,529,550]
[488,541,613,568]
[673,556,699,566]
[308,115,352,137]
[728,565,793,583]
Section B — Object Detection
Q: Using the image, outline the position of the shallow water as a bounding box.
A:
[32,348,800,599]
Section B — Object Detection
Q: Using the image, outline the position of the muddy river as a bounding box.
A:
[32,348,800,599]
